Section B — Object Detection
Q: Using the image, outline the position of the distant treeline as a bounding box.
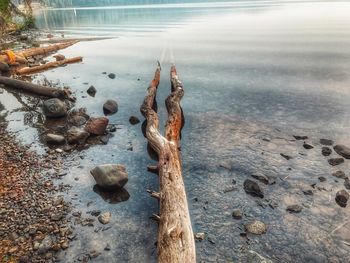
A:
[44,0,231,8]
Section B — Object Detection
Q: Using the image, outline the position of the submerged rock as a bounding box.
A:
[108,73,116,79]
[303,142,314,149]
[280,153,292,160]
[328,158,344,166]
[245,220,267,235]
[251,173,269,185]
[344,179,350,190]
[286,204,303,213]
[332,171,348,180]
[129,116,140,125]
[321,147,332,156]
[45,134,65,145]
[42,98,67,118]
[195,232,205,241]
[293,135,308,140]
[334,144,350,159]
[98,212,111,224]
[244,179,264,198]
[232,209,242,219]
[90,164,128,189]
[85,117,109,135]
[320,139,334,146]
[335,190,349,207]
[67,126,89,144]
[103,100,118,115]
[87,85,97,97]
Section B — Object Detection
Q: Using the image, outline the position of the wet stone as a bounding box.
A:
[85,117,109,135]
[244,179,264,198]
[344,179,350,190]
[318,176,326,182]
[104,244,111,251]
[328,158,344,166]
[280,153,292,160]
[303,189,314,196]
[303,142,314,149]
[45,134,65,145]
[103,100,118,115]
[245,220,267,235]
[320,139,334,146]
[334,144,350,159]
[87,85,97,97]
[98,212,111,224]
[90,210,101,217]
[332,171,348,180]
[286,204,303,213]
[335,190,349,208]
[322,147,332,156]
[251,173,269,185]
[247,250,273,263]
[90,164,128,189]
[108,73,116,79]
[42,98,67,118]
[293,135,308,140]
[38,235,53,254]
[195,232,205,241]
[232,209,242,219]
[129,116,140,125]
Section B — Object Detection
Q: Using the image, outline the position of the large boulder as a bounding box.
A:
[42,98,67,118]
[85,117,109,135]
[103,100,118,115]
[67,126,89,144]
[90,164,128,190]
[334,144,350,159]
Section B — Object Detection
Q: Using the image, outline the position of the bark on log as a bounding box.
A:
[0,76,71,100]
[17,41,79,58]
[0,41,78,64]
[16,56,83,75]
[140,64,195,263]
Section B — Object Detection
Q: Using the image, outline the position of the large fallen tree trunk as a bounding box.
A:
[140,64,195,263]
[0,76,72,100]
[16,56,83,75]
[0,41,78,64]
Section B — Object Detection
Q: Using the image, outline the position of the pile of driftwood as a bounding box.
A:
[0,40,82,76]
[0,41,81,99]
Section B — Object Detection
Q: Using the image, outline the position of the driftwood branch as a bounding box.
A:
[0,76,72,100]
[16,56,83,75]
[141,64,195,263]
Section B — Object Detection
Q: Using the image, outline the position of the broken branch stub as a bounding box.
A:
[140,64,195,263]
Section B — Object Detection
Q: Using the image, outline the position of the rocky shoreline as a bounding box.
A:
[0,118,73,262]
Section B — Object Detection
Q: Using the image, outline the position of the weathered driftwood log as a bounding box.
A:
[0,41,78,64]
[18,41,79,58]
[0,76,71,99]
[140,64,195,263]
[16,56,83,75]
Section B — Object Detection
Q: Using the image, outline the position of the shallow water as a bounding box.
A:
[1,0,350,262]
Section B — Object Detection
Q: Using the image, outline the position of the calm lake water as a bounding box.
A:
[1,0,350,262]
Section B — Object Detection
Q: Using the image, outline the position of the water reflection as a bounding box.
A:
[93,185,130,203]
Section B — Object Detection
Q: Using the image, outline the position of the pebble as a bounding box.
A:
[98,212,111,224]
[293,135,308,140]
[104,243,111,251]
[195,232,205,241]
[334,144,350,159]
[335,190,349,207]
[129,116,140,125]
[245,220,267,235]
[318,176,326,182]
[320,139,334,146]
[332,171,348,180]
[303,142,314,149]
[251,173,269,185]
[286,204,303,213]
[108,73,116,79]
[280,153,292,160]
[243,179,264,198]
[328,158,344,166]
[322,147,332,156]
[344,179,350,190]
[232,209,242,219]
